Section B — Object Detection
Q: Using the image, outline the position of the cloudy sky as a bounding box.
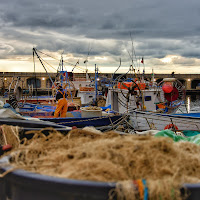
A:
[0,0,200,74]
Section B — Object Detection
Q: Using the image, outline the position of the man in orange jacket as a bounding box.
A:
[54,85,68,118]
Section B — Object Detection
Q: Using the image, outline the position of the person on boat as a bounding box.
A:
[54,85,68,118]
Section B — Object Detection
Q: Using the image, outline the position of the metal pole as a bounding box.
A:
[95,64,98,101]
[33,50,38,97]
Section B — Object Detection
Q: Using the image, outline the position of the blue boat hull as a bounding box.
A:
[40,115,123,128]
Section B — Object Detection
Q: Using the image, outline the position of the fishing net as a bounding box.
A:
[2,127,199,200]
[81,106,102,110]
[0,125,20,149]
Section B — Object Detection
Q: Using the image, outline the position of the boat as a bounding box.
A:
[102,68,200,132]
[41,114,123,128]
[4,49,197,133]
[13,50,116,129]
[32,48,106,107]
[17,102,123,128]
[128,110,200,131]
[106,72,186,114]
[0,108,71,133]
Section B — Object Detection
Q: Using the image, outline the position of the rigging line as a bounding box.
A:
[72,65,89,73]
[84,43,93,62]
[130,32,138,68]
[36,49,76,67]
[43,63,55,73]
[96,65,101,74]
[71,60,93,73]
[125,49,138,78]
[36,48,94,74]
[112,58,121,80]
[71,60,80,72]
[33,48,56,88]
[131,34,134,65]
[72,64,89,73]
[37,56,57,74]
[33,49,38,101]
[39,56,57,71]
[129,32,134,66]
[131,31,141,74]
[84,42,93,75]
[125,47,137,70]
[36,48,86,73]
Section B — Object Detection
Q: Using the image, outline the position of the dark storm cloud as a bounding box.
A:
[1,3,83,28]
[1,0,200,72]
[182,51,200,58]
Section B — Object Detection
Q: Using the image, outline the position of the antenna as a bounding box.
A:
[130,32,138,67]
[84,43,92,80]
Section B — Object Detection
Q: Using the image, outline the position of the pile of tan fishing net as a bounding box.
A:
[81,106,102,110]
[0,125,20,149]
[2,126,200,199]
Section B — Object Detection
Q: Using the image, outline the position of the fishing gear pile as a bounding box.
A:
[81,106,102,110]
[0,125,20,156]
[4,127,200,200]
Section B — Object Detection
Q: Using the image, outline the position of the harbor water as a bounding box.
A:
[178,94,200,113]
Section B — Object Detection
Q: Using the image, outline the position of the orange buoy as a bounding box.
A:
[164,124,178,130]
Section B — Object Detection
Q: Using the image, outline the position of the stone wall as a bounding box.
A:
[0,72,200,91]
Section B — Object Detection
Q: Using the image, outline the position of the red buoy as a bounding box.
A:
[2,144,12,151]
[162,82,173,93]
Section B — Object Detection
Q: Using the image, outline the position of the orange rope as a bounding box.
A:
[136,179,144,200]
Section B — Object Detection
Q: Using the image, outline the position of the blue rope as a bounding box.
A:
[142,179,148,200]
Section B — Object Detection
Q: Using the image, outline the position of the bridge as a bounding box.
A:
[0,72,200,93]
[144,73,200,91]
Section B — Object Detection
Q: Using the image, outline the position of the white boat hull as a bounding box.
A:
[129,111,200,131]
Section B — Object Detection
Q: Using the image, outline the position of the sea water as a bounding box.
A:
[177,94,200,113]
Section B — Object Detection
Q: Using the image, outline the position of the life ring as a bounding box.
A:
[164,124,178,130]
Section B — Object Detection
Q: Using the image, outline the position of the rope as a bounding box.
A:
[123,117,136,133]
[132,179,148,200]
[105,115,129,132]
[136,179,144,200]
[10,126,20,144]
[108,115,114,130]
[0,167,17,178]
[0,126,7,145]
[142,179,148,200]
[36,49,87,73]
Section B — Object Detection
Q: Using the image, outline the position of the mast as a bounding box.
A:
[33,49,38,97]
[33,48,56,88]
[141,57,145,83]
[151,68,155,87]
[95,64,98,102]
